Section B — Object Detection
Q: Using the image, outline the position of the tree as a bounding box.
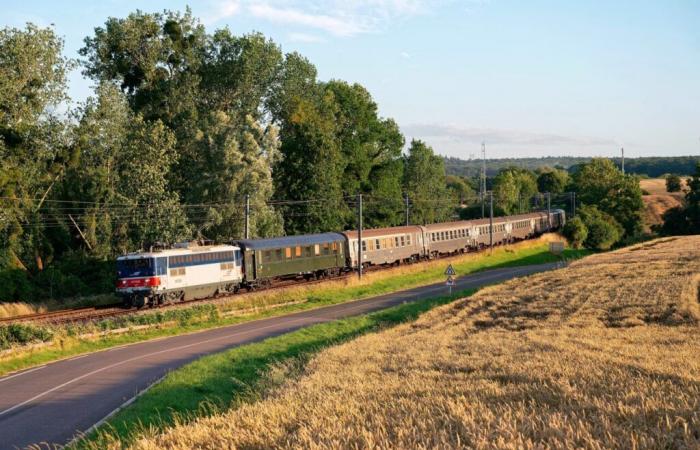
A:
[537,167,570,194]
[562,216,587,249]
[403,140,452,224]
[492,167,537,214]
[80,9,206,125]
[571,158,644,242]
[60,83,133,257]
[660,163,700,235]
[0,24,73,272]
[665,174,682,193]
[578,205,623,250]
[273,90,346,234]
[446,175,475,205]
[323,81,405,228]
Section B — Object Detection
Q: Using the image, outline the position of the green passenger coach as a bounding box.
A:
[234,232,348,288]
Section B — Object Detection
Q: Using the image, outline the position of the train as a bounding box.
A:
[116,209,565,307]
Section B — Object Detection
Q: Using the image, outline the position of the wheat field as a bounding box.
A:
[128,236,700,450]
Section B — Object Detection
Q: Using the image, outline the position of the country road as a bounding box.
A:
[0,262,561,449]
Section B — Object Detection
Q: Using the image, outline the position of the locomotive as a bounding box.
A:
[116,210,565,307]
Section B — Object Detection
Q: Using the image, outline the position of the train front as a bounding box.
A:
[115,254,165,307]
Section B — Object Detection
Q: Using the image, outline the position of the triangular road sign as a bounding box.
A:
[444,264,456,276]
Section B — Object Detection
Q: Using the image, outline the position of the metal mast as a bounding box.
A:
[357,193,363,280]
[621,147,625,174]
[480,142,486,218]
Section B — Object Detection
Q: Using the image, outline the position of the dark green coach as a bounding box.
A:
[234,232,348,288]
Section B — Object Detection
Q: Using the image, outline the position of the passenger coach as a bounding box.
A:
[343,226,425,269]
[234,232,347,289]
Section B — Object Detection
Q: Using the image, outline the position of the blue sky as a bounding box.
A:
[4,0,699,159]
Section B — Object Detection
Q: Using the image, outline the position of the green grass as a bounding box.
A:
[0,243,589,377]
[75,288,477,449]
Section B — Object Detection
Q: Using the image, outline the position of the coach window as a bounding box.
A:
[361,240,367,252]
[407,235,411,245]
[295,246,302,257]
[285,247,292,259]
[400,236,405,246]
[375,239,381,250]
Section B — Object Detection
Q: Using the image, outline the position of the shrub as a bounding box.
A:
[562,217,588,249]
[579,206,623,250]
[666,174,682,193]
[0,323,54,350]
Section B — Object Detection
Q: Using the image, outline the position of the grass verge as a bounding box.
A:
[75,288,476,449]
[0,236,588,376]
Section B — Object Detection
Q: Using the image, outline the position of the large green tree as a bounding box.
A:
[80,12,284,239]
[492,167,538,214]
[537,167,570,194]
[403,140,452,224]
[0,24,73,271]
[572,158,644,241]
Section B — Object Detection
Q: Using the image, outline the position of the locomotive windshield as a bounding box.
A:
[117,257,155,278]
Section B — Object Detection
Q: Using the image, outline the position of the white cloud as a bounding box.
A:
[400,51,411,59]
[249,3,366,37]
[203,0,241,24]
[204,0,444,37]
[402,123,617,148]
[288,32,326,43]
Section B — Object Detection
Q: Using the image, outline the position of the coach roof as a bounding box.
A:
[234,232,346,251]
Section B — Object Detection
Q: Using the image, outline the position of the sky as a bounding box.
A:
[4,0,699,159]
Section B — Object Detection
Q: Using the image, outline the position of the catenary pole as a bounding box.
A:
[489,191,494,252]
[357,193,363,280]
[405,194,409,226]
[244,194,250,239]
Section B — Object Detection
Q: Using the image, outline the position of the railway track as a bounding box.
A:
[0,240,538,327]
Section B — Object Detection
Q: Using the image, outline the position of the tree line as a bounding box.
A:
[445,155,700,178]
[0,11,455,300]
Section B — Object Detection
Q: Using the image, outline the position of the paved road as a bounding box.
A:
[0,262,561,449]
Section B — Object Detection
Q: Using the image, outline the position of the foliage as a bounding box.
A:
[577,205,623,250]
[492,167,538,215]
[446,175,475,204]
[0,24,73,273]
[562,216,588,249]
[537,167,570,194]
[665,174,682,193]
[571,158,644,243]
[660,163,700,235]
[0,323,53,350]
[445,155,700,178]
[403,140,453,224]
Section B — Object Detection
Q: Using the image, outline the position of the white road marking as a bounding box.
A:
[0,365,46,384]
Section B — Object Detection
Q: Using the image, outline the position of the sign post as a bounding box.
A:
[445,264,456,294]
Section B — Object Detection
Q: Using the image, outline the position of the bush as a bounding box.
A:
[579,206,623,250]
[666,174,682,193]
[562,217,588,249]
[0,323,54,350]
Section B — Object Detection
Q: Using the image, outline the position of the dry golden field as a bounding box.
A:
[130,236,700,450]
[640,178,686,231]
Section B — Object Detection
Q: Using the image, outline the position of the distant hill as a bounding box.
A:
[444,155,700,178]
